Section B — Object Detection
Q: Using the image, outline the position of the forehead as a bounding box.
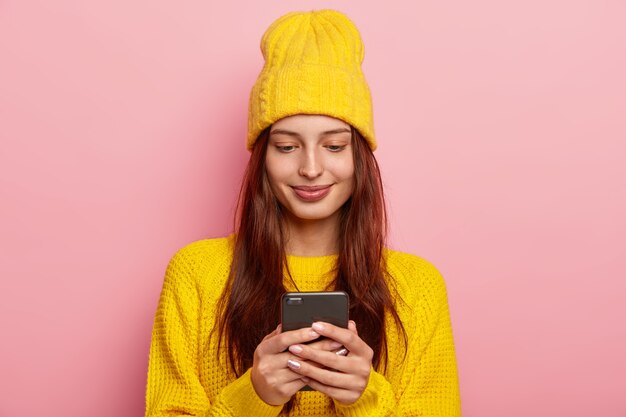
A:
[271,114,351,133]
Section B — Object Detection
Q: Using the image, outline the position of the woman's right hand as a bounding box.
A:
[250,324,340,405]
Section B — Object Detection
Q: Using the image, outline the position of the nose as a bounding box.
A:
[298,149,323,179]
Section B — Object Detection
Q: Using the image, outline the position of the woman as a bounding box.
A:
[145,9,461,417]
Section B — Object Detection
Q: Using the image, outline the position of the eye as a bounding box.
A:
[276,145,297,153]
[325,144,347,152]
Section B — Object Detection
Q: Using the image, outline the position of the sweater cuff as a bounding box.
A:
[217,368,283,417]
[334,369,395,417]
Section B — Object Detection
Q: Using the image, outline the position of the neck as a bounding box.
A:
[283,213,340,256]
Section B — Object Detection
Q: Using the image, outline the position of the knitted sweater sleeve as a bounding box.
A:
[144,245,283,417]
[333,257,461,417]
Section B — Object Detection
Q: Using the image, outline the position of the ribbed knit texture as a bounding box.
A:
[247,10,376,151]
[145,236,461,416]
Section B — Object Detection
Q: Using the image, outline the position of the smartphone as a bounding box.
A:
[281,291,349,391]
[281,291,349,332]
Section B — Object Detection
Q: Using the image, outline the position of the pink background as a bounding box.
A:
[1,0,625,416]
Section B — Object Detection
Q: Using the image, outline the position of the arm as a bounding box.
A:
[339,283,460,416]
[144,248,283,417]
[392,279,461,416]
[294,266,461,416]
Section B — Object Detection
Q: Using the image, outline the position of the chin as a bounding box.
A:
[284,204,342,223]
[289,211,337,222]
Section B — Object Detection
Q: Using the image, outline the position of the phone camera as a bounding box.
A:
[286,297,303,305]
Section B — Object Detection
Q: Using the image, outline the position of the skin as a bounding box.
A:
[287,320,374,405]
[250,114,374,406]
[264,114,355,256]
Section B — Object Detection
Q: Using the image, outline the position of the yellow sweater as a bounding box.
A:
[145,236,461,416]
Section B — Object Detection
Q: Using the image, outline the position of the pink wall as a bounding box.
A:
[1,1,624,416]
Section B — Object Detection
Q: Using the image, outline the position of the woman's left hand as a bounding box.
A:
[287,320,373,405]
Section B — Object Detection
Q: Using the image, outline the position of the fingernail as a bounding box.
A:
[335,348,349,356]
[289,345,303,354]
[312,322,325,331]
[301,377,310,383]
[287,359,301,369]
[310,330,320,337]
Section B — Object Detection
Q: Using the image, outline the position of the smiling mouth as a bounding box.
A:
[291,185,332,202]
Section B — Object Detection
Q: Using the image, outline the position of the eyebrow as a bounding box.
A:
[269,127,351,137]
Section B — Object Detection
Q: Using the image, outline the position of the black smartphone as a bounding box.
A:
[281,291,349,391]
[281,291,349,332]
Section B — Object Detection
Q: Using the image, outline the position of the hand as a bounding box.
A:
[305,337,346,360]
[286,320,374,405]
[250,324,324,406]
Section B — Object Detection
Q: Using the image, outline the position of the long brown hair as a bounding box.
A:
[216,124,406,383]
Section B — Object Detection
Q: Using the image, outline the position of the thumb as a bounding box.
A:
[348,320,358,334]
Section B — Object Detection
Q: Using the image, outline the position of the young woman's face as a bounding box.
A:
[265,114,355,225]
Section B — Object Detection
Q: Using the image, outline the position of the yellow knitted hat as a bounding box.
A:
[247,9,376,151]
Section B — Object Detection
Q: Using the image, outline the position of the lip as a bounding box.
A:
[291,185,332,202]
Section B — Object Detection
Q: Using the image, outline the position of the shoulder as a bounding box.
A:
[163,234,235,297]
[383,248,449,309]
[169,234,234,268]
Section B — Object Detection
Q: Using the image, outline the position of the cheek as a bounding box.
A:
[265,171,282,199]
[265,155,282,182]
[266,153,296,176]
[330,158,355,182]
[265,156,294,194]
